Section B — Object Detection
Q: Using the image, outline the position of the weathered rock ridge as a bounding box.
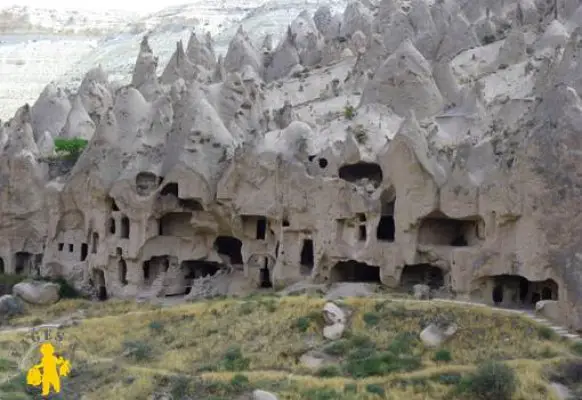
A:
[1,0,582,330]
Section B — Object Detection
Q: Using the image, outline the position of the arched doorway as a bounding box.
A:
[93,269,107,301]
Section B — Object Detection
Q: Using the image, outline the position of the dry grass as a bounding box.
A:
[0,295,578,399]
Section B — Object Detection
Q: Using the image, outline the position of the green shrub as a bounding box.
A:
[170,376,190,399]
[538,326,556,340]
[365,383,385,396]
[53,137,88,160]
[301,388,340,400]
[230,374,250,390]
[433,349,452,363]
[148,320,164,333]
[572,341,582,356]
[363,312,380,327]
[52,277,81,299]
[344,383,357,393]
[221,346,250,371]
[461,361,517,400]
[316,365,342,377]
[344,105,356,120]
[122,340,154,362]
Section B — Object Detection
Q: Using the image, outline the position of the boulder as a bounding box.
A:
[0,294,25,319]
[323,322,346,340]
[420,322,458,347]
[253,389,278,400]
[13,281,60,305]
[413,284,431,300]
[322,302,346,324]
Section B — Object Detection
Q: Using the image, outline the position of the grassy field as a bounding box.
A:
[1,294,581,399]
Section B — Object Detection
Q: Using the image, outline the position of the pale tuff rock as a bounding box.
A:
[186,31,217,71]
[261,34,273,52]
[290,11,325,67]
[30,83,71,141]
[517,0,540,26]
[264,27,301,82]
[496,28,527,67]
[223,26,263,75]
[13,281,60,305]
[340,1,374,38]
[313,6,341,40]
[360,40,444,119]
[132,36,162,102]
[2,0,582,331]
[536,20,570,52]
[77,67,113,125]
[160,41,197,85]
[61,95,96,140]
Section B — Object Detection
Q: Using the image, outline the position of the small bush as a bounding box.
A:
[230,374,250,390]
[461,361,517,400]
[344,383,357,393]
[238,302,254,315]
[572,341,582,356]
[301,388,340,400]
[0,358,17,372]
[365,384,385,396]
[363,312,381,326]
[53,137,88,160]
[221,346,250,371]
[538,325,556,340]
[52,277,81,299]
[122,340,154,362]
[316,365,342,377]
[344,104,356,120]
[169,376,190,399]
[433,349,452,363]
[148,320,164,333]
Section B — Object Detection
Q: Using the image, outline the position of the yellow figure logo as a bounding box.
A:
[26,342,72,396]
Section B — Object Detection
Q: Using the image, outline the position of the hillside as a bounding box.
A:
[0,290,580,399]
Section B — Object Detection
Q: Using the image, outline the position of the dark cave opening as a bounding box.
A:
[330,260,381,283]
[214,236,244,265]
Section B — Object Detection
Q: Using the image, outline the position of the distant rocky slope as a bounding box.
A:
[1,0,582,332]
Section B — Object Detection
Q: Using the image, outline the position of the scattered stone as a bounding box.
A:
[252,389,279,400]
[420,322,458,347]
[0,294,25,319]
[413,284,431,300]
[13,281,60,306]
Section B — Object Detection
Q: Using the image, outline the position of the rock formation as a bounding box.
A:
[1,0,582,331]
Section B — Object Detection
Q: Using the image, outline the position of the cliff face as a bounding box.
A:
[2,0,582,328]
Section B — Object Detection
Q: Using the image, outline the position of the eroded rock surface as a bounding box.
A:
[1,0,582,330]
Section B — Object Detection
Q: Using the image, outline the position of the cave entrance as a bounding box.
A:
[93,269,107,301]
[399,264,445,289]
[259,257,272,288]
[300,239,314,275]
[338,162,383,187]
[0,257,4,274]
[142,256,170,285]
[160,182,179,197]
[377,198,395,242]
[242,215,268,240]
[119,259,128,286]
[418,212,481,247]
[330,260,381,283]
[158,212,193,236]
[485,275,559,308]
[135,172,159,196]
[182,260,222,280]
[92,232,99,253]
[80,243,88,262]
[214,236,243,265]
[120,216,130,238]
[14,252,33,275]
